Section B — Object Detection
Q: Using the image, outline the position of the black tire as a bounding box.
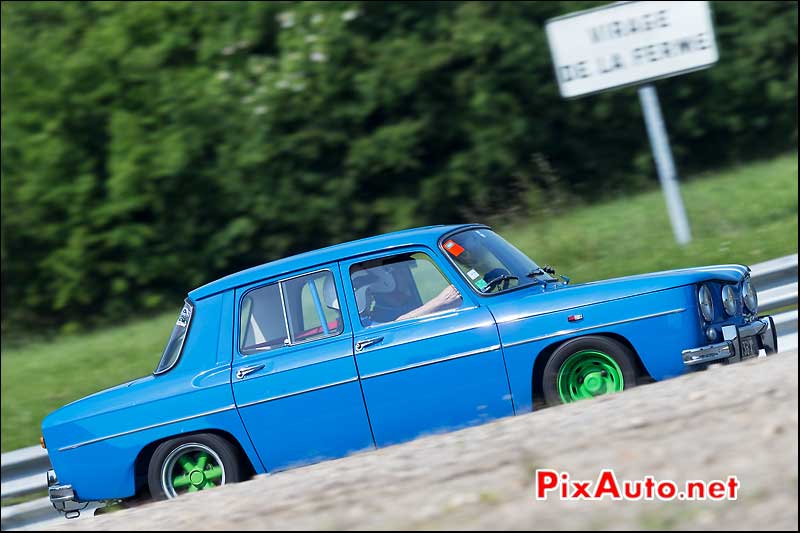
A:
[542,335,639,406]
[147,433,244,501]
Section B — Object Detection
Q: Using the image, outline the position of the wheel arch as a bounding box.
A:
[531,332,652,409]
[133,429,256,497]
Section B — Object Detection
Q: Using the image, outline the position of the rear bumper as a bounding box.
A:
[47,469,82,515]
[682,316,778,367]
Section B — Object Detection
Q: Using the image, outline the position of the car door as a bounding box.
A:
[340,248,515,447]
[231,266,375,472]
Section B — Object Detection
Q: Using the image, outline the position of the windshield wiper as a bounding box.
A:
[480,274,519,293]
[526,266,555,278]
[527,266,567,286]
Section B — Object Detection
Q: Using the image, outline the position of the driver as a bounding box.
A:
[354,265,462,325]
[393,284,461,321]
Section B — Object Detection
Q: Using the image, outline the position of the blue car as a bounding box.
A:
[42,224,778,514]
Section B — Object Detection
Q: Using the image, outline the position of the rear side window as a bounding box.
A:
[239,270,344,354]
[240,284,287,354]
[283,271,344,343]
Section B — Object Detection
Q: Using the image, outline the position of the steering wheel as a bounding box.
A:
[480,269,519,294]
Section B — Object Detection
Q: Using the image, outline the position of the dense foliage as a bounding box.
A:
[1,1,797,332]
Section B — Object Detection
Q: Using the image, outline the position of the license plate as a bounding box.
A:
[740,336,759,359]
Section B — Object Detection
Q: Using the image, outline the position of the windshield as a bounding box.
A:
[154,300,193,374]
[441,228,547,294]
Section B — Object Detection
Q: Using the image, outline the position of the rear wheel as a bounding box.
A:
[147,434,243,500]
[542,336,639,405]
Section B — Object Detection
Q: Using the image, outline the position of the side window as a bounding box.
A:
[349,252,462,327]
[240,284,287,354]
[240,270,345,354]
[283,271,344,343]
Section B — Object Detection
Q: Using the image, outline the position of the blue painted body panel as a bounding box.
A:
[47,408,252,500]
[42,223,758,503]
[42,294,266,501]
[496,286,699,413]
[231,265,375,471]
[340,247,515,445]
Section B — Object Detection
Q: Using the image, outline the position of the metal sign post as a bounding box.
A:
[637,84,691,244]
[546,1,719,245]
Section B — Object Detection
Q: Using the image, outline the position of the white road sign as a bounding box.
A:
[546,1,718,98]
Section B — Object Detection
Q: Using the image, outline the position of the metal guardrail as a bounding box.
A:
[750,253,798,311]
[2,253,797,529]
[1,446,50,500]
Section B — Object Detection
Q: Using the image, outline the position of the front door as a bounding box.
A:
[231,266,374,471]
[340,248,514,447]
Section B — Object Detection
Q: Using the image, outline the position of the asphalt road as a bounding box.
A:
[44,347,798,531]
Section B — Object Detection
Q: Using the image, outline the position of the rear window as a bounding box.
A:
[154,300,193,374]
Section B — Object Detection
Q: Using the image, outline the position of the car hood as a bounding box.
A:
[487,264,748,322]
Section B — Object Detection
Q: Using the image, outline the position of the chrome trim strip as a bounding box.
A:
[502,308,687,349]
[281,267,333,284]
[497,295,683,325]
[360,345,501,380]
[682,341,734,366]
[278,280,292,345]
[58,405,237,452]
[236,377,359,409]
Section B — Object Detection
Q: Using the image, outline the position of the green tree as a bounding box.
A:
[1,1,797,333]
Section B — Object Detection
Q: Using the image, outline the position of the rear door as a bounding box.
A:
[340,248,514,447]
[231,266,375,471]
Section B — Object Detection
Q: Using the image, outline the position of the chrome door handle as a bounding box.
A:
[236,364,265,380]
[355,337,384,352]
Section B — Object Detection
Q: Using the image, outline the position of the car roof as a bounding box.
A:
[189,223,482,300]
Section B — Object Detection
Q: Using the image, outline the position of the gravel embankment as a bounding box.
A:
[49,350,798,530]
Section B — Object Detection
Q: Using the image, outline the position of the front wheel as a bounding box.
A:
[542,336,639,406]
[147,434,244,500]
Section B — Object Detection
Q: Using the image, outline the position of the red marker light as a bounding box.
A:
[568,314,583,322]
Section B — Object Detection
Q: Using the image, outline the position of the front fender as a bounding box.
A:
[497,285,702,413]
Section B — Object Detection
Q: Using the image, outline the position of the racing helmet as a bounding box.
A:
[350,265,397,314]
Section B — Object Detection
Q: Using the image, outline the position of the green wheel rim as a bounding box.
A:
[556,349,624,403]
[161,444,225,498]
